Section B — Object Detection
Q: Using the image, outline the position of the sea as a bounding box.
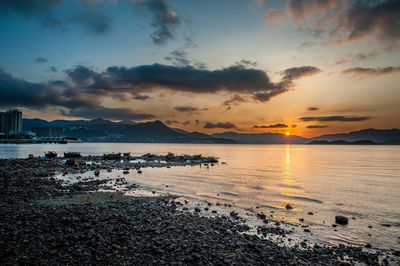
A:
[1,143,399,250]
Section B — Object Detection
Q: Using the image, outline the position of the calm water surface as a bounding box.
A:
[1,143,399,250]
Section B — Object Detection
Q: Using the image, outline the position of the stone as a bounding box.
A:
[335,216,348,225]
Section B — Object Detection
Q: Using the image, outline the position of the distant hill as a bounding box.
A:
[22,118,400,144]
[212,132,307,144]
[309,128,400,144]
[23,119,236,143]
[308,140,377,145]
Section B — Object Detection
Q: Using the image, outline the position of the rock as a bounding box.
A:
[335,216,348,225]
[230,211,239,219]
[194,207,201,213]
[381,224,391,227]
[137,170,142,174]
[299,218,304,222]
[257,213,266,220]
[94,170,100,176]
[285,204,293,210]
[308,212,314,215]
[123,170,129,174]
[64,152,81,158]
[365,243,372,248]
[112,244,121,250]
[304,229,310,233]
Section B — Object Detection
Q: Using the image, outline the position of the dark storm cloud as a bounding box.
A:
[71,63,319,103]
[65,107,154,121]
[71,10,112,35]
[0,60,321,120]
[253,123,288,129]
[140,0,180,45]
[306,125,328,129]
[94,64,282,99]
[307,107,319,111]
[0,68,98,109]
[35,56,48,63]
[342,66,400,77]
[204,122,237,129]
[300,116,371,122]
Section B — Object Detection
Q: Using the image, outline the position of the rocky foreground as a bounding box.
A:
[0,155,398,265]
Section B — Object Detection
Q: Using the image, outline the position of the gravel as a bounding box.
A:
[0,156,396,265]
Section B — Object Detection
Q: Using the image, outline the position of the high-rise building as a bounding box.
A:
[0,109,23,135]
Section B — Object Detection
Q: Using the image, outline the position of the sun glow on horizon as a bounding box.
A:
[285,131,291,136]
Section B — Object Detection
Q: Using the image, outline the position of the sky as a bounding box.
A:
[0,0,399,137]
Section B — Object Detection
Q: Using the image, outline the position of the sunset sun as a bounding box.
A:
[285,132,291,136]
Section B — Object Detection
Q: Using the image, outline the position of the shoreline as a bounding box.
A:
[0,155,398,265]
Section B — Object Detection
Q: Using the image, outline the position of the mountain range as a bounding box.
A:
[22,118,400,144]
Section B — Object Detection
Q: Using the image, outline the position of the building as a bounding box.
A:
[0,109,22,135]
[32,127,63,137]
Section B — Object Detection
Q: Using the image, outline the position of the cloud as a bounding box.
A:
[204,122,237,129]
[79,63,293,102]
[283,0,400,49]
[306,125,328,129]
[138,0,180,45]
[0,60,322,121]
[174,106,207,113]
[235,59,257,68]
[300,116,371,122]
[254,123,288,128]
[71,10,113,34]
[307,107,319,111]
[282,66,322,81]
[35,56,48,63]
[60,62,321,106]
[133,95,150,101]
[223,95,247,110]
[49,66,58,72]
[264,9,286,27]
[0,68,98,109]
[333,50,380,65]
[165,49,191,67]
[337,0,400,44]
[65,107,154,121]
[0,0,64,17]
[342,66,400,77]
[285,0,341,23]
[182,120,191,125]
[165,120,179,125]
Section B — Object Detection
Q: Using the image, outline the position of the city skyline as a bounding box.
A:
[0,0,399,137]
